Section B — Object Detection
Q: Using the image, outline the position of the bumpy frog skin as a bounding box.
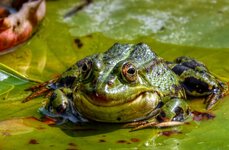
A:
[26,43,228,129]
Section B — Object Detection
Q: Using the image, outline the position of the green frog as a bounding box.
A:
[25,43,228,130]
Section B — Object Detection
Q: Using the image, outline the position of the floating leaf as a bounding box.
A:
[0,0,229,149]
[0,118,34,136]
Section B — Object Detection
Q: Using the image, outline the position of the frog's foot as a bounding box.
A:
[169,56,228,110]
[124,121,184,131]
[23,77,59,103]
[205,86,228,110]
[125,98,190,131]
[40,89,88,124]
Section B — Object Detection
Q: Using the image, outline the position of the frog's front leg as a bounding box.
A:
[41,88,88,124]
[125,98,190,130]
[169,56,228,110]
[23,76,60,102]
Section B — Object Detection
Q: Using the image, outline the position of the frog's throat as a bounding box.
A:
[73,92,160,123]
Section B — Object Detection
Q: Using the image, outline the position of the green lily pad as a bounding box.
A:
[0,0,229,149]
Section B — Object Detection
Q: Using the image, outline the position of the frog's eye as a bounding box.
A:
[77,58,93,80]
[122,62,138,82]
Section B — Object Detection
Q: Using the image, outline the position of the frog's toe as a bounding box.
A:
[123,120,149,128]
[124,121,184,131]
[155,121,184,128]
[205,81,229,110]
[205,88,223,110]
[124,121,157,131]
[23,76,59,102]
[23,86,50,103]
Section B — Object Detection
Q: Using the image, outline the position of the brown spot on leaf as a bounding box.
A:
[192,111,215,121]
[117,140,127,144]
[29,139,39,144]
[99,139,106,143]
[74,38,83,48]
[159,130,182,137]
[68,143,77,147]
[130,138,140,143]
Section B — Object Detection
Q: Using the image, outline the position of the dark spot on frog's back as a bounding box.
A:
[181,60,204,69]
[175,57,204,69]
[74,38,83,48]
[171,64,189,76]
[183,77,209,93]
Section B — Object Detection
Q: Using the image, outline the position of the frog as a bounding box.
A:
[25,43,228,130]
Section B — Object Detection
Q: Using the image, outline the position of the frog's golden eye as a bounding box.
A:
[122,62,138,82]
[77,58,93,80]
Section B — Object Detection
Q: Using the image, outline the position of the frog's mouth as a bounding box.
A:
[73,91,160,123]
[80,88,159,107]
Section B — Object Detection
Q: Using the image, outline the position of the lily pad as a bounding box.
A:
[0,0,229,149]
[0,118,34,136]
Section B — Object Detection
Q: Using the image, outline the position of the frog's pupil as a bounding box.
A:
[127,67,135,74]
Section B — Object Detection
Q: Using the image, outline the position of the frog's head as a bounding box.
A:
[64,43,166,122]
[48,43,182,123]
